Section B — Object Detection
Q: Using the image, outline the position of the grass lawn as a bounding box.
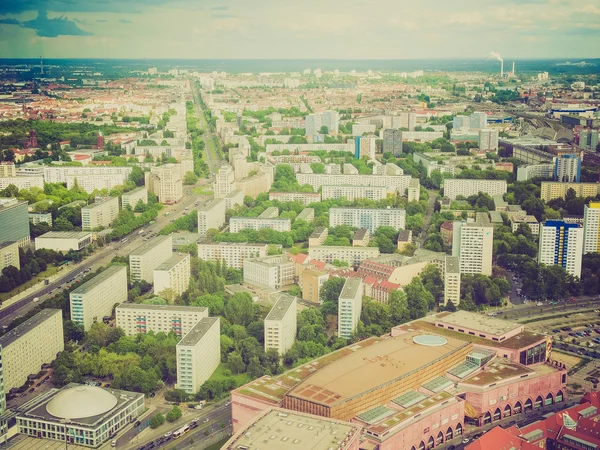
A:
[209,363,251,387]
[192,186,214,196]
[0,265,62,303]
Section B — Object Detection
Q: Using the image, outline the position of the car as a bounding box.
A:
[462,437,470,444]
[203,418,209,423]
[111,440,117,447]
[33,297,40,302]
[472,433,483,439]
[147,443,155,449]
[448,446,456,450]
[135,421,141,427]
[164,432,172,439]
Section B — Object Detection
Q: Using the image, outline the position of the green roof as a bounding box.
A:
[422,376,453,393]
[357,406,396,424]
[392,390,427,408]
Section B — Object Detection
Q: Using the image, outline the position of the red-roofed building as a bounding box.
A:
[465,426,539,450]
[357,260,395,280]
[440,221,454,246]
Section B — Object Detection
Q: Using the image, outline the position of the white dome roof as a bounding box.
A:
[46,385,118,419]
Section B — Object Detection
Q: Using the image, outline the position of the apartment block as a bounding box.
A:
[516,164,554,181]
[29,212,52,226]
[443,179,508,200]
[121,187,148,209]
[197,242,268,269]
[197,198,226,237]
[302,269,329,304]
[81,196,119,231]
[214,165,236,198]
[407,178,421,202]
[580,129,599,150]
[452,213,494,276]
[478,129,499,152]
[70,265,128,331]
[308,227,328,247]
[539,221,584,278]
[305,113,322,137]
[145,164,183,204]
[269,192,321,205]
[0,198,30,247]
[296,173,412,193]
[153,253,191,298]
[115,304,208,336]
[321,110,340,136]
[176,317,220,394]
[34,231,92,252]
[66,174,129,193]
[266,143,354,154]
[296,208,315,222]
[243,254,295,289]
[584,202,600,254]
[511,215,540,235]
[0,177,44,191]
[230,216,291,233]
[343,163,359,175]
[0,162,16,177]
[554,154,581,183]
[352,124,376,135]
[0,309,64,392]
[43,166,132,184]
[444,256,461,306]
[309,246,380,267]
[0,241,19,271]
[540,182,600,202]
[236,168,274,199]
[338,278,363,339]
[329,208,406,233]
[322,185,389,201]
[224,189,244,210]
[129,235,173,282]
[383,129,403,155]
[264,294,297,355]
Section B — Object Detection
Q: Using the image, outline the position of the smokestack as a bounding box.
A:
[501,61,504,78]
[512,62,515,76]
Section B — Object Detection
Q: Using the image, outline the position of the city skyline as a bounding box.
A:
[1,0,600,59]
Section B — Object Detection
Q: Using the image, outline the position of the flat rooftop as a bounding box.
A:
[36,231,92,240]
[122,186,146,196]
[354,228,369,240]
[436,310,522,337]
[154,253,188,271]
[223,408,361,450]
[265,294,296,322]
[178,317,219,347]
[310,227,327,238]
[70,265,125,295]
[130,234,171,256]
[446,256,460,273]
[197,198,224,211]
[82,197,117,210]
[287,331,467,406]
[460,358,534,387]
[116,303,206,313]
[340,277,362,300]
[0,309,61,348]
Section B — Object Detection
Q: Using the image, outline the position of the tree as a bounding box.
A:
[183,171,199,185]
[128,166,145,186]
[320,277,345,304]
[319,125,329,135]
[389,290,409,324]
[247,356,265,378]
[64,320,85,343]
[403,277,433,319]
[227,351,245,375]
[224,293,255,327]
[166,406,182,423]
[263,348,281,375]
[150,413,165,429]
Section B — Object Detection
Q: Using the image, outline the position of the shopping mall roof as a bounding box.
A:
[460,359,558,387]
[287,331,468,406]
[436,311,523,338]
[222,408,361,450]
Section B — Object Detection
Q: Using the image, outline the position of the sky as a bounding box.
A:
[0,0,599,59]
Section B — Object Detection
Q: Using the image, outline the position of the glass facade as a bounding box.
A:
[0,202,29,245]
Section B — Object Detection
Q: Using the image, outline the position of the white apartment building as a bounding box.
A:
[0,162,16,177]
[81,196,119,231]
[338,278,363,339]
[197,198,226,237]
[539,221,584,278]
[214,165,236,198]
[478,129,499,152]
[230,217,291,233]
[321,110,340,136]
[265,143,353,154]
[70,265,128,331]
[243,254,295,289]
[400,131,443,141]
[358,136,377,160]
[297,208,314,222]
[115,304,208,336]
[444,256,461,306]
[584,203,600,254]
[554,155,581,183]
[511,215,540,236]
[373,163,404,176]
[443,179,508,200]
[176,317,220,394]
[296,173,413,193]
[322,185,389,201]
[308,246,380,266]
[0,177,44,191]
[407,178,421,202]
[29,212,52,226]
[398,111,417,131]
[352,124,376,135]
[121,187,148,209]
[0,241,19,271]
[452,213,494,276]
[224,189,244,210]
[35,231,93,252]
[516,164,554,181]
[305,113,322,137]
[66,174,129,193]
[197,242,268,269]
[44,166,132,184]
[145,164,183,204]
[129,235,173,282]
[153,253,191,298]
[264,294,297,355]
[0,309,64,392]
[269,192,321,205]
[329,208,406,233]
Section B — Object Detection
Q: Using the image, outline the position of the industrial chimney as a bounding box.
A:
[501,61,504,78]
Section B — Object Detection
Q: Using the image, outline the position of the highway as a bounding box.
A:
[0,187,200,329]
[189,80,221,177]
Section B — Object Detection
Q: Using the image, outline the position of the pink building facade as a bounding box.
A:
[231,384,283,433]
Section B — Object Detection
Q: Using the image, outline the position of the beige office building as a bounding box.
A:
[297,173,412,193]
[444,256,461,306]
[443,179,507,200]
[197,198,226,237]
[70,265,128,331]
[0,309,64,392]
[0,241,20,271]
[197,242,268,269]
[81,196,119,231]
[264,294,297,355]
[338,278,363,339]
[302,269,329,304]
[115,304,208,336]
[145,164,183,204]
[540,182,600,202]
[452,213,494,276]
[176,317,220,394]
[308,246,380,267]
[243,255,295,289]
[121,187,148,209]
[153,253,191,298]
[129,235,173,282]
